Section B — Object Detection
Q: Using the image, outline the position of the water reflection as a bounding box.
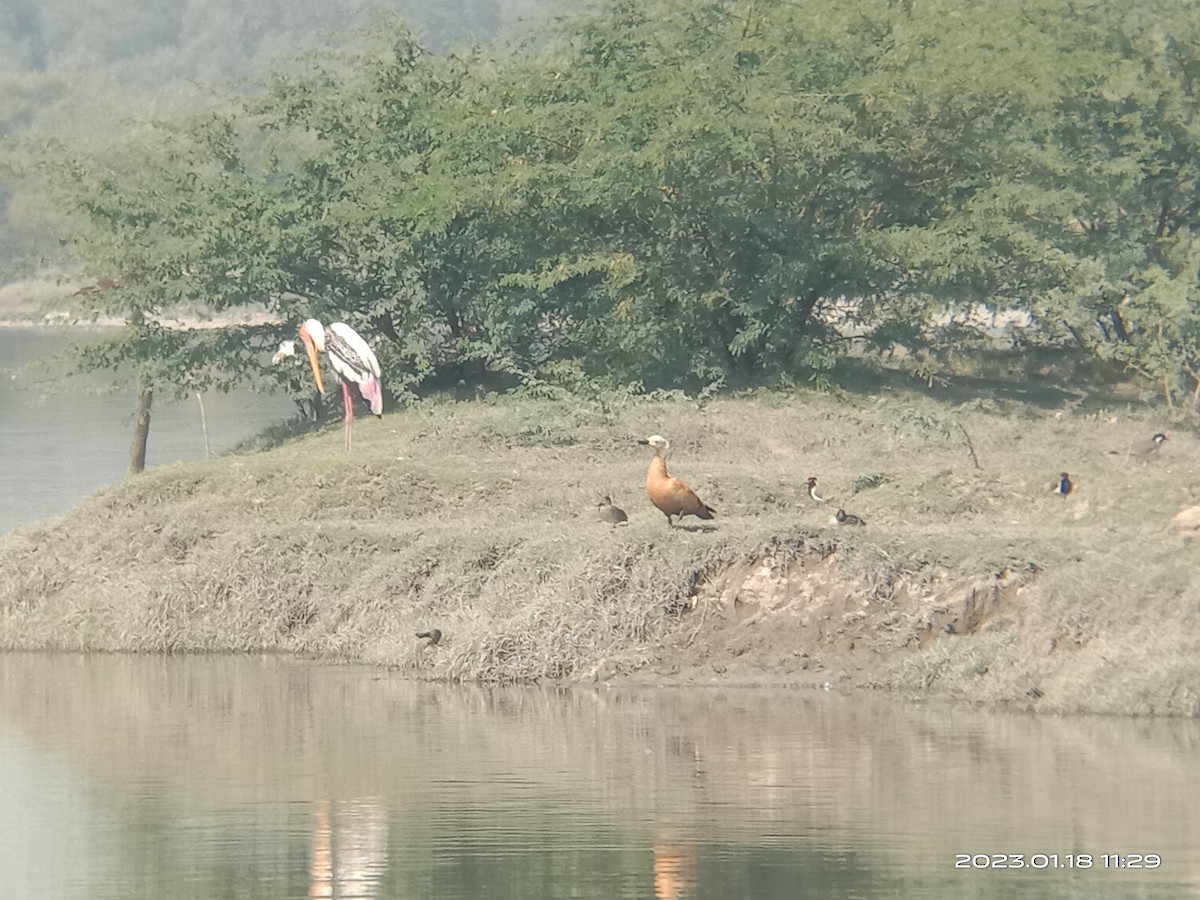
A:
[0,653,1196,899]
[308,798,388,899]
[653,838,697,899]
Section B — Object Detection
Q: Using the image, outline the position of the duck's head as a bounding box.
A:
[638,434,670,454]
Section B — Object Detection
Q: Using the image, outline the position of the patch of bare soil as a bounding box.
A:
[618,552,1037,690]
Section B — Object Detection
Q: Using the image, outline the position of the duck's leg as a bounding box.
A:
[342,380,354,453]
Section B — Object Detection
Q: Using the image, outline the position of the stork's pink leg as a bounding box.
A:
[342,381,354,453]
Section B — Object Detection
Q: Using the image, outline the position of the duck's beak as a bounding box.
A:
[298,327,326,395]
[637,438,650,446]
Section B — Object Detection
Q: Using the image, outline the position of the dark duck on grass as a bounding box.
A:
[596,494,629,525]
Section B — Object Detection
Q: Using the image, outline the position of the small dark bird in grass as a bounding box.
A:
[835,508,865,526]
[1051,472,1073,496]
[805,476,826,503]
[416,629,442,647]
[596,494,629,525]
[1111,432,1168,458]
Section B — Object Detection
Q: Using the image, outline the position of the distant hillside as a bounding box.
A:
[0,0,565,281]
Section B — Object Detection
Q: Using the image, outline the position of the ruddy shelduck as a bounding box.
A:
[637,435,716,526]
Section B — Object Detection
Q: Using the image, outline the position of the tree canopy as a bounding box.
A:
[19,0,1200,406]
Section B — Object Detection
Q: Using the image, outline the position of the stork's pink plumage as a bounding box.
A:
[298,319,383,452]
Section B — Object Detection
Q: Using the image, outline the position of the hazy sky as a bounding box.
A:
[0,0,568,279]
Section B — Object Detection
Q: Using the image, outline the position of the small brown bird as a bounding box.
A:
[638,435,716,526]
[1111,432,1168,458]
[596,494,629,525]
[805,476,826,502]
[835,508,865,526]
[416,629,442,647]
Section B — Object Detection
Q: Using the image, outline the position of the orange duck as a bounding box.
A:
[638,435,716,526]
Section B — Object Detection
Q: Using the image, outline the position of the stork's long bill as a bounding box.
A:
[298,320,327,395]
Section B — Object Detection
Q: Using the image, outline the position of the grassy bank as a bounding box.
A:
[2,386,1200,714]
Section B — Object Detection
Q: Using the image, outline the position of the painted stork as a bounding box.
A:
[297,319,383,452]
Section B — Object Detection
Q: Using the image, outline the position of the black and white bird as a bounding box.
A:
[805,476,826,503]
[296,319,384,453]
[271,340,297,365]
[835,508,865,526]
[1051,472,1073,496]
[1111,432,1168,458]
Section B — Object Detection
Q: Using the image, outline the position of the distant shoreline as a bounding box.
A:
[0,312,282,330]
[0,274,284,332]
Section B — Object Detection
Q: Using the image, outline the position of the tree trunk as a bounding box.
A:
[128,384,153,476]
[195,392,211,460]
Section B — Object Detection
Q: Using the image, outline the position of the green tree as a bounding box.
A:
[21,23,476,465]
[21,0,1200,429]
[1031,3,1200,406]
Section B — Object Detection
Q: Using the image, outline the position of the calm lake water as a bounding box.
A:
[0,653,1197,900]
[0,328,296,533]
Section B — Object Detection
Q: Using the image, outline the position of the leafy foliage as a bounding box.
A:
[17,0,1200,406]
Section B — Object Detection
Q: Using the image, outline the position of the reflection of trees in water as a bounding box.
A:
[309,798,389,900]
[3,657,1200,896]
